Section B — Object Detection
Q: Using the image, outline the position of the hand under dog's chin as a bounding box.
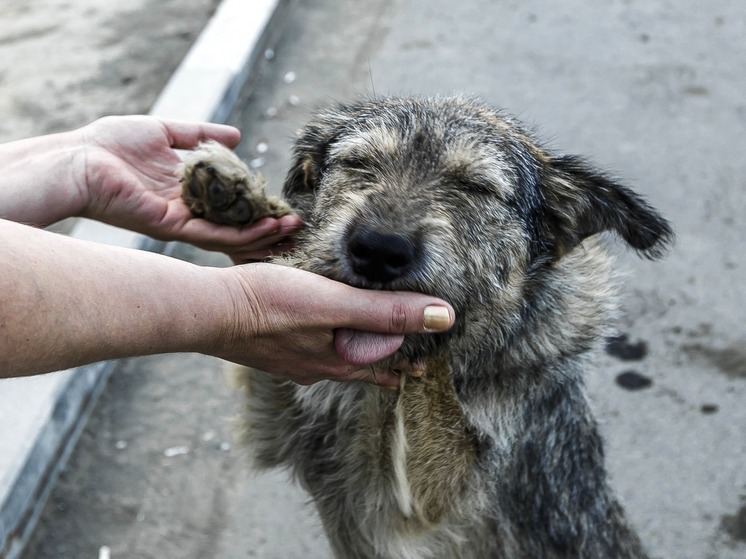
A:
[297,256,454,361]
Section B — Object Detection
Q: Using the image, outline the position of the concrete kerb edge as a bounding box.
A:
[0,363,117,559]
[0,0,288,557]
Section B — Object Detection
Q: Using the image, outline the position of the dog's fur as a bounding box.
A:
[182,96,673,558]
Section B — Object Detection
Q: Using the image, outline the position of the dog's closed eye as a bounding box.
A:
[339,155,369,170]
[449,175,496,196]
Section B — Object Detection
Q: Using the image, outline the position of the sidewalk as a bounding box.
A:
[0,1,287,557]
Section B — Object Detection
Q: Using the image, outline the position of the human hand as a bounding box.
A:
[213,263,455,387]
[77,115,302,260]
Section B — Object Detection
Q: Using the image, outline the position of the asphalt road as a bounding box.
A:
[19,1,746,558]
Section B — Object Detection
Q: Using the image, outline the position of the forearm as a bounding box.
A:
[0,130,87,227]
[0,219,232,378]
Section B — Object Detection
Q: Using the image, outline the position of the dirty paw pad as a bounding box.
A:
[179,140,292,226]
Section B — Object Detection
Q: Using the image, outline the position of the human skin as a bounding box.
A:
[0,115,302,262]
[0,116,454,385]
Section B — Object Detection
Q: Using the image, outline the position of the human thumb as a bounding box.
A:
[334,303,454,365]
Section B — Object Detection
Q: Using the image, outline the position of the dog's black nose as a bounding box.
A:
[347,228,419,284]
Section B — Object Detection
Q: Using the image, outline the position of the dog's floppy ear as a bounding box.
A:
[282,108,355,215]
[542,155,674,260]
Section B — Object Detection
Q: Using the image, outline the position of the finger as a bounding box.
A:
[389,358,425,376]
[229,234,297,256]
[197,218,302,260]
[339,290,455,336]
[336,364,401,388]
[223,235,299,264]
[195,215,302,249]
[275,214,305,236]
[231,228,298,252]
[177,216,287,249]
[160,119,241,150]
[230,244,294,264]
[334,329,404,366]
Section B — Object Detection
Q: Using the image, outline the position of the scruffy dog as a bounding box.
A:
[180,96,673,559]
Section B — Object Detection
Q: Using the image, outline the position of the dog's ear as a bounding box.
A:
[282,152,322,218]
[542,155,674,260]
[282,108,355,215]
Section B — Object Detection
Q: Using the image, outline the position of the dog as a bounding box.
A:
[180,96,673,558]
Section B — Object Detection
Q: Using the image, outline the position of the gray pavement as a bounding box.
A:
[8,0,746,558]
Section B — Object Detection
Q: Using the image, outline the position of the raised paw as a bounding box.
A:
[179,141,293,227]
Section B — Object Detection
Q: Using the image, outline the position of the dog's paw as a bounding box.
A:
[179,141,293,226]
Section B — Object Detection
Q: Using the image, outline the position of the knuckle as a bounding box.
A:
[389,302,409,334]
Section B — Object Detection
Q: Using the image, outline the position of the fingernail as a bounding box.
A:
[423,305,451,331]
[409,369,425,378]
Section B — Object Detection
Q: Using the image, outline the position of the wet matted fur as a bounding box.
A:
[183,96,673,558]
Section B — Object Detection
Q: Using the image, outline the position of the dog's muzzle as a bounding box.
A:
[346,227,421,284]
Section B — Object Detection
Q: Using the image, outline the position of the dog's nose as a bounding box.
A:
[347,228,419,284]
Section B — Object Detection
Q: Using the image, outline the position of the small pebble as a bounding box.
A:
[256,141,268,154]
[249,157,266,169]
[288,94,300,106]
[283,71,297,84]
[114,440,128,450]
[219,441,232,452]
[265,106,278,118]
[163,445,190,458]
[264,48,275,60]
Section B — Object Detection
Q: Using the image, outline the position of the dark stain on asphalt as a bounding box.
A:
[615,370,653,391]
[682,343,746,379]
[605,334,648,361]
[721,498,746,543]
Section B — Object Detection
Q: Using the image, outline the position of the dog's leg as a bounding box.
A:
[504,375,650,558]
[178,141,293,226]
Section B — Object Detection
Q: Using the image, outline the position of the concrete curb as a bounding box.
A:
[0,1,288,557]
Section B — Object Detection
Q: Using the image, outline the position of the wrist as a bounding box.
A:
[0,128,88,226]
[194,265,264,362]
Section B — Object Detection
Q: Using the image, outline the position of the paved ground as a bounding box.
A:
[1,0,222,244]
[7,0,746,558]
[0,0,225,141]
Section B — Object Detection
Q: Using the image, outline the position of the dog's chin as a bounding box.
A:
[334,271,412,292]
[297,256,455,360]
[396,331,449,364]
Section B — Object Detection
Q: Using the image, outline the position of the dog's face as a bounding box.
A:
[283,97,673,360]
